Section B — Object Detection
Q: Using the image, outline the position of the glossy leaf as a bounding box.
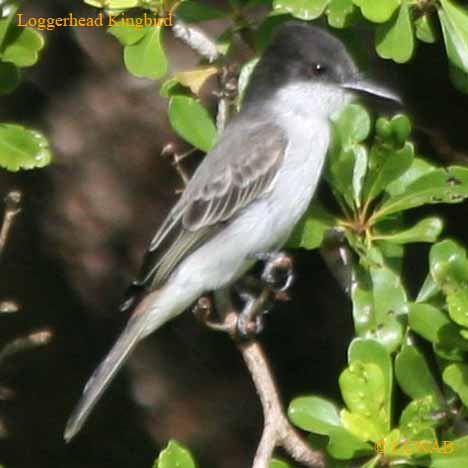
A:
[108,23,147,45]
[395,344,441,403]
[288,396,341,434]
[409,302,468,351]
[365,142,414,203]
[327,0,356,28]
[124,26,168,79]
[237,58,259,108]
[0,61,19,95]
[2,26,44,68]
[399,396,439,440]
[416,274,441,303]
[340,409,385,442]
[430,240,468,328]
[174,66,218,95]
[85,0,138,7]
[415,13,437,44]
[273,0,330,20]
[443,363,468,406]
[450,64,468,94]
[156,440,196,468]
[175,1,229,22]
[339,361,387,438]
[351,254,406,354]
[376,1,414,63]
[327,427,373,460]
[439,0,468,73]
[430,435,468,468]
[287,201,337,250]
[353,0,400,23]
[374,217,443,244]
[270,459,295,468]
[373,166,468,221]
[0,124,52,171]
[385,157,436,197]
[168,96,217,152]
[348,339,392,428]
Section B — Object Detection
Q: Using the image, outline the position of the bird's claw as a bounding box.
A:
[254,252,294,292]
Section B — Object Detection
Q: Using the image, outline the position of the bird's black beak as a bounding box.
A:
[342,78,402,104]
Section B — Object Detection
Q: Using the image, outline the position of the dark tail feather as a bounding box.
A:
[64,310,149,442]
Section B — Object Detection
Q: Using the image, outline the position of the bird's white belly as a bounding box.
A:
[167,116,330,300]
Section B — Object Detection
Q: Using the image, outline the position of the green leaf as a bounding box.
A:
[2,26,44,68]
[351,255,406,354]
[124,26,168,79]
[430,240,468,328]
[168,96,217,152]
[270,459,296,468]
[326,0,356,28]
[287,201,337,250]
[399,396,439,440]
[340,408,385,442]
[365,142,414,203]
[288,396,341,435]
[0,124,52,171]
[415,13,437,44]
[273,0,330,20]
[373,166,468,221]
[450,64,468,94]
[376,1,414,63]
[416,274,441,303]
[443,363,468,406]
[348,339,392,430]
[157,440,196,468]
[160,77,188,98]
[237,58,259,109]
[327,427,373,460]
[328,104,371,207]
[0,3,18,50]
[395,344,441,403]
[359,456,380,468]
[175,1,229,22]
[108,23,147,45]
[385,157,436,197]
[333,103,371,144]
[339,361,387,439]
[438,0,468,73]
[353,0,400,23]
[374,217,443,244]
[409,302,468,351]
[85,0,139,7]
[430,435,468,468]
[0,61,19,95]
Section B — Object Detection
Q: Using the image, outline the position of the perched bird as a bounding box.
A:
[64,21,400,441]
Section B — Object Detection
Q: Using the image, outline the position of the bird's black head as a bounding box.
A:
[264,21,358,87]
[243,21,400,109]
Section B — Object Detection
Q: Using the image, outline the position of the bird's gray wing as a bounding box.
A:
[122,121,288,308]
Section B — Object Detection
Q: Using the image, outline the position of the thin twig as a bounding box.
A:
[195,292,326,468]
[0,190,21,255]
[0,328,53,365]
[172,19,219,62]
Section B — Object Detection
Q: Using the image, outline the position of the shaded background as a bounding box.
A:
[0,1,468,467]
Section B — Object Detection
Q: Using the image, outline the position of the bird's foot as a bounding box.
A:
[251,251,295,292]
[235,288,272,339]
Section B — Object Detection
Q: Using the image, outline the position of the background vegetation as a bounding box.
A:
[2,0,468,467]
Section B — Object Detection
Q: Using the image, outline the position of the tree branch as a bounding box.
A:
[172,18,219,63]
[195,292,326,468]
[0,190,21,256]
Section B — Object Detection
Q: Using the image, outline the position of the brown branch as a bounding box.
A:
[195,292,326,468]
[0,190,22,256]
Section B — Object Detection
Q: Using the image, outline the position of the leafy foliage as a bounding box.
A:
[0,1,51,172]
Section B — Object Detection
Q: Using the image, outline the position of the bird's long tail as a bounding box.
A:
[64,291,173,442]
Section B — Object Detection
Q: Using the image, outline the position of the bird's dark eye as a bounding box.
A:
[313,63,326,75]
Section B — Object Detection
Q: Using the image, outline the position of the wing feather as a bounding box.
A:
[120,121,288,311]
